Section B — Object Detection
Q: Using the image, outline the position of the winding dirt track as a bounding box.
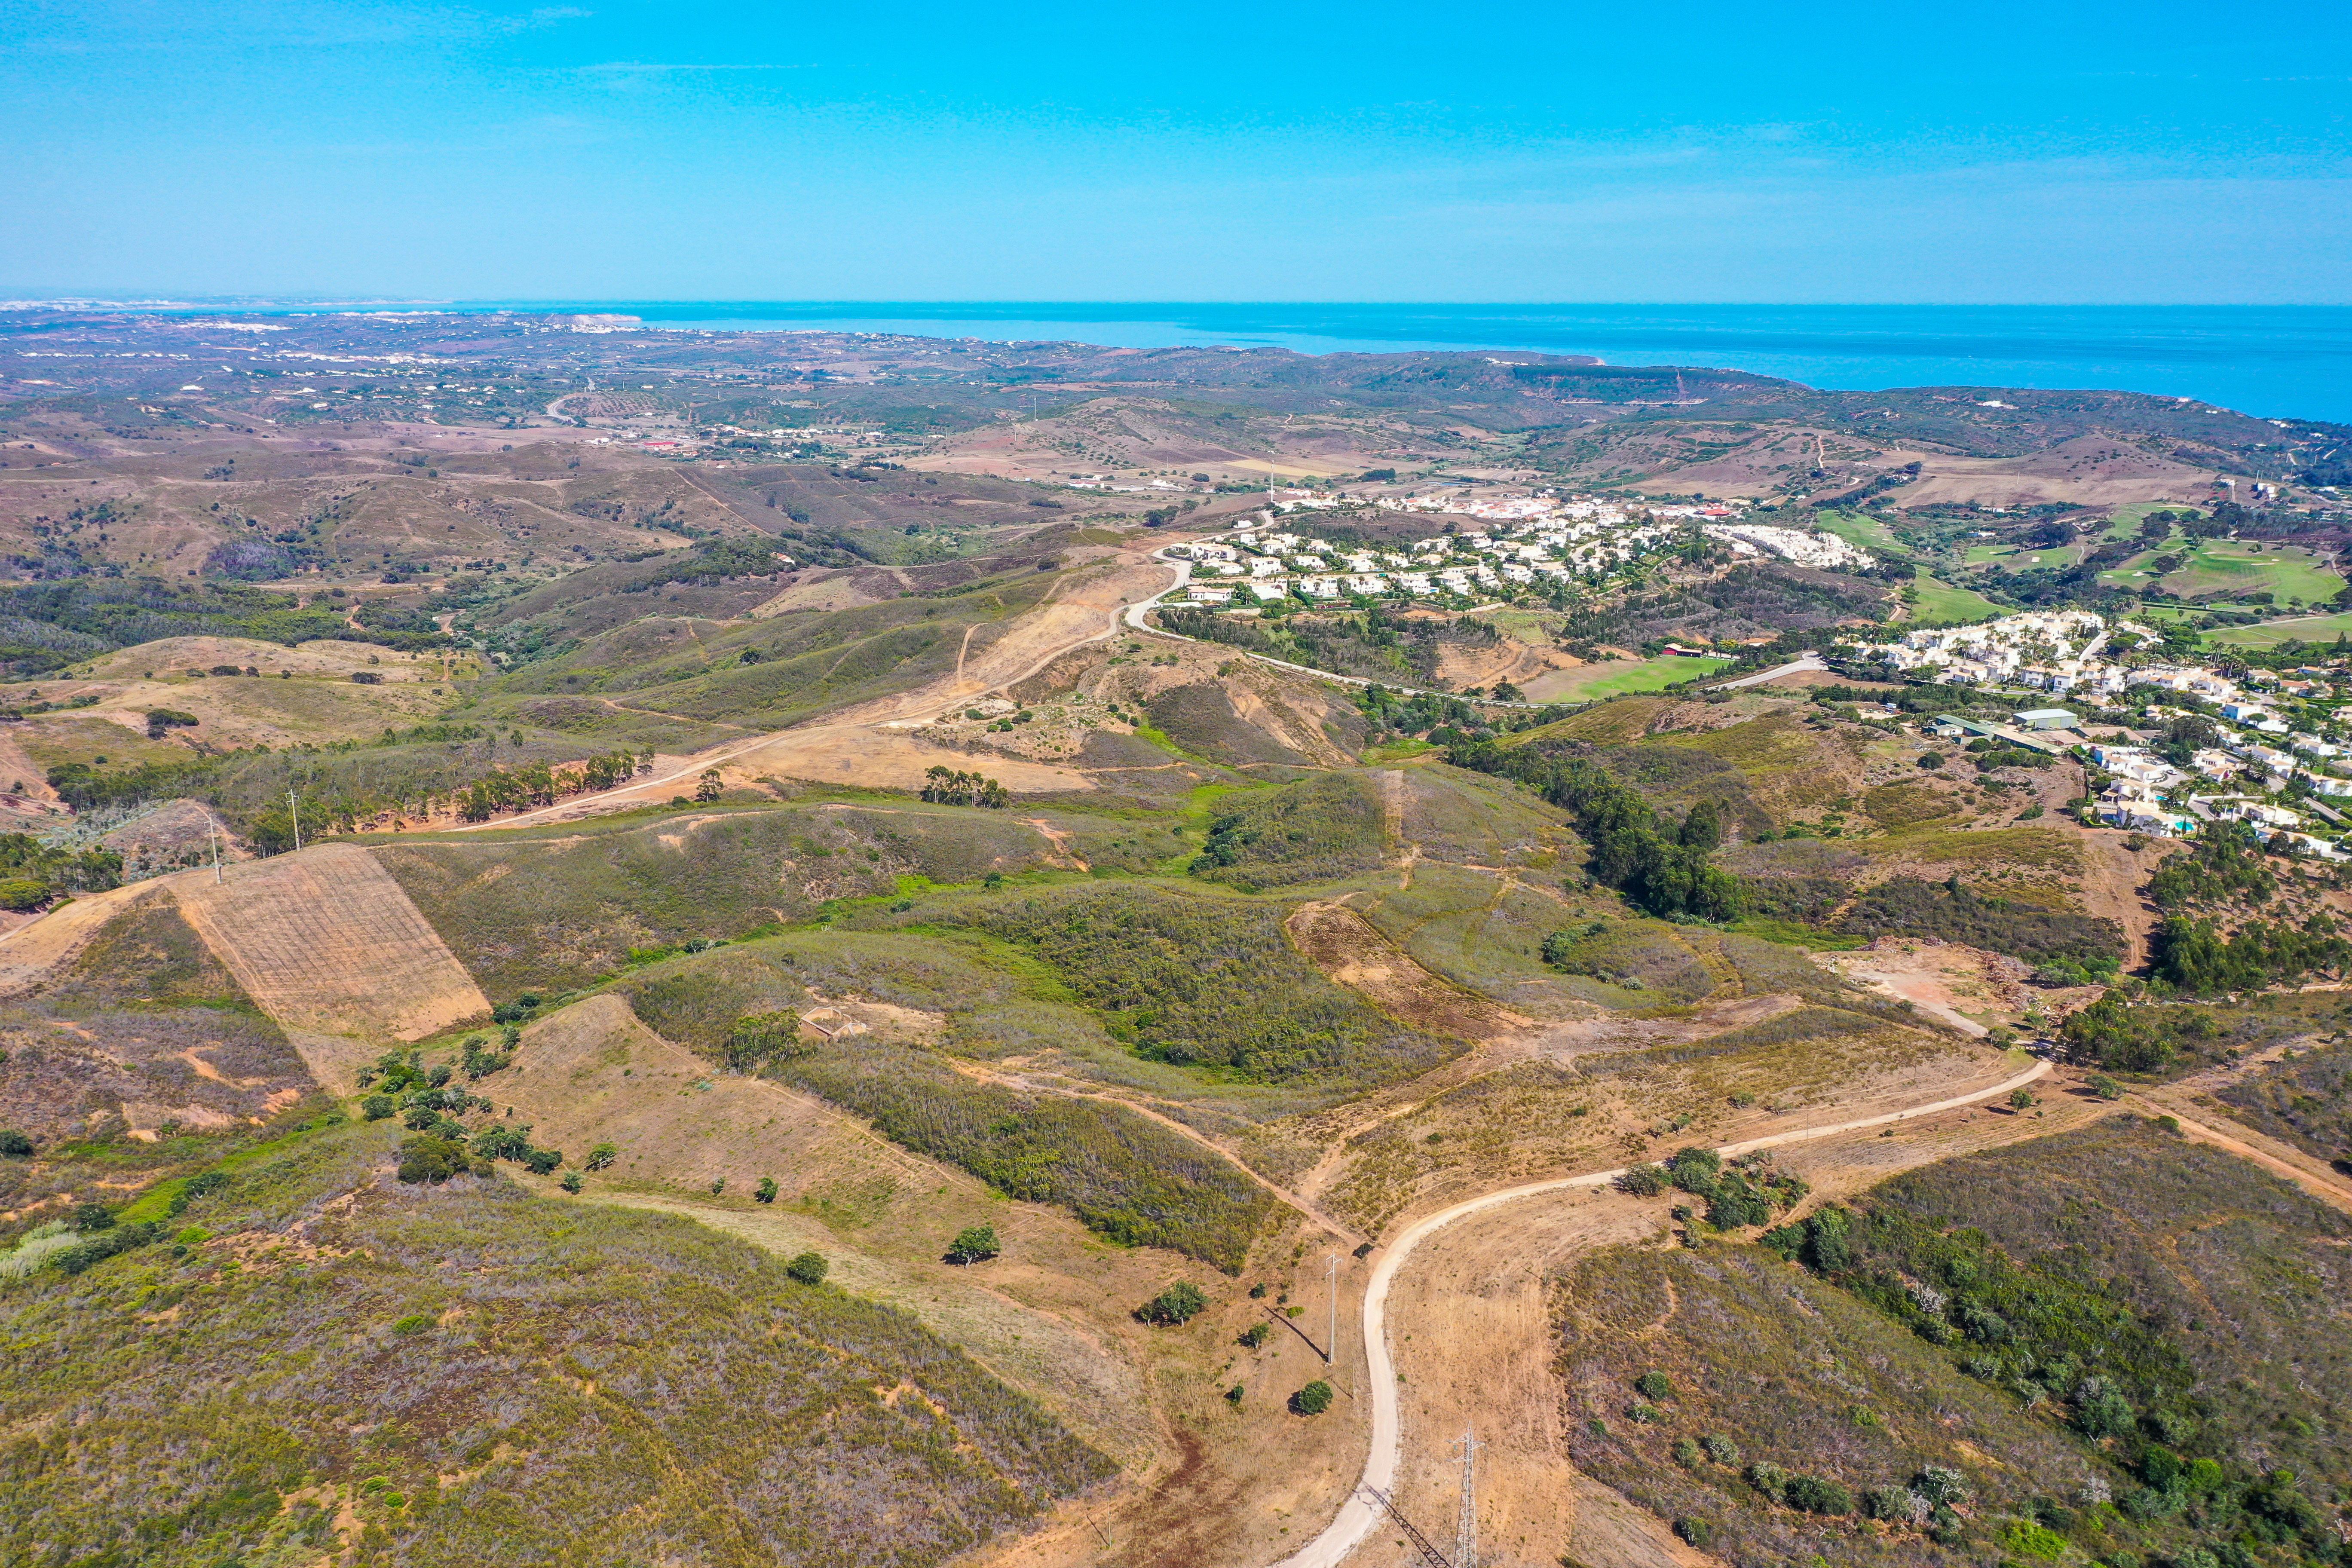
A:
[453,555,1174,831]
[1266,1057,2054,1568]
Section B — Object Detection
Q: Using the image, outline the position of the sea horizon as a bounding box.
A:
[9,298,2350,423]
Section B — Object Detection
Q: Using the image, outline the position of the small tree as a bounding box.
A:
[946,1224,1000,1265]
[559,1170,584,1194]
[755,1176,778,1203]
[1614,1165,1669,1197]
[1290,1380,1334,1416]
[1136,1282,1208,1325]
[2086,1073,2122,1100]
[360,1095,396,1121]
[1634,1371,1675,1402]
[695,768,723,803]
[585,1142,619,1171]
[397,1135,467,1185]
[787,1251,829,1285]
[1237,1322,1272,1349]
[2009,1087,2038,1110]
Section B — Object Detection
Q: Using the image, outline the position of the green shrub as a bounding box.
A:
[396,1134,468,1185]
[390,1314,429,1335]
[558,1171,584,1194]
[724,1010,808,1074]
[1672,1517,1713,1548]
[0,876,51,911]
[1998,1517,2069,1561]
[945,1225,999,1265]
[1634,1370,1675,1401]
[755,1176,778,1203]
[1238,1322,1272,1349]
[361,1094,396,1121]
[1290,1380,1333,1416]
[585,1142,619,1171]
[0,1129,36,1157]
[1136,1282,1208,1326]
[1783,1474,1854,1515]
[786,1251,829,1285]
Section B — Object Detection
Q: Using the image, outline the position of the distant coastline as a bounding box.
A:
[6,297,2350,420]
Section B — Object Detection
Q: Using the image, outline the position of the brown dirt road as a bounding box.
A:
[454,556,1176,830]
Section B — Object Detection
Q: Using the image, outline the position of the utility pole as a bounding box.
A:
[1364,1486,1453,1568]
[1325,1253,1338,1366]
[207,813,224,883]
[288,788,302,853]
[1452,1427,1484,1568]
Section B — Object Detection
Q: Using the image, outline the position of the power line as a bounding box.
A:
[1363,1486,1452,1568]
[1452,1427,1484,1568]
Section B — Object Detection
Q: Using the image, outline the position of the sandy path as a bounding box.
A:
[454,557,1173,832]
[1266,1057,2052,1568]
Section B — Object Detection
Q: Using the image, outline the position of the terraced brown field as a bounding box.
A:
[172,843,488,1064]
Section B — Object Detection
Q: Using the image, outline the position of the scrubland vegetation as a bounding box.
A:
[1566,1121,2352,1568]
[964,884,1458,1087]
[0,1127,1113,1567]
[2218,1038,2352,1167]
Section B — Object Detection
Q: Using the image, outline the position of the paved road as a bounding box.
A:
[1711,651,1826,690]
[1266,1056,2052,1568]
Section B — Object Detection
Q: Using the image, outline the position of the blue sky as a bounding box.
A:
[4,0,2347,302]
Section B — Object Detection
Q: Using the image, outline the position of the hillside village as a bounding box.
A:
[1169,489,1866,607]
[1852,609,2352,855]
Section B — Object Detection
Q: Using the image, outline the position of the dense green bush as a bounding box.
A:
[1135,1282,1208,1326]
[1290,1380,1334,1415]
[787,1250,829,1285]
[2148,913,2349,994]
[2147,824,2277,911]
[945,1225,1000,1265]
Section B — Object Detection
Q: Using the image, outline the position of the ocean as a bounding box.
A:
[492,302,2352,424]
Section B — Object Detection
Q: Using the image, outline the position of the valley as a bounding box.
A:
[2,309,2351,1568]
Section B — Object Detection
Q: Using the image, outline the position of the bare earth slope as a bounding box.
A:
[172,843,489,1062]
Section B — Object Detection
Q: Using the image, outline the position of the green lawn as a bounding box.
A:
[1903,577,2004,625]
[2155,541,2343,604]
[2101,501,2196,539]
[1524,655,1733,701]
[2203,609,2352,649]
[1961,541,2084,569]
[1811,510,1900,553]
